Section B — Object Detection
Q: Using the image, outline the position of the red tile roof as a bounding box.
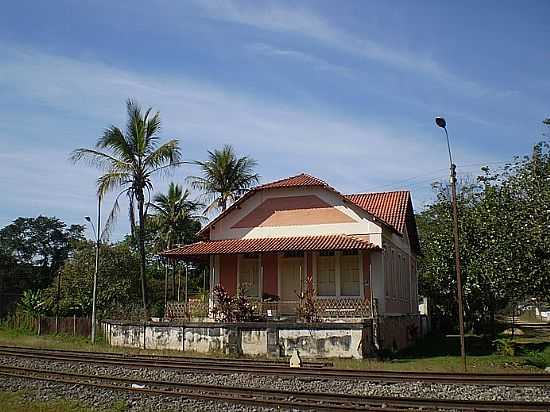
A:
[161,235,379,257]
[345,191,410,234]
[197,172,415,240]
[255,173,332,190]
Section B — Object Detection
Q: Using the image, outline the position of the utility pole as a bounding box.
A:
[435,117,467,372]
[85,194,101,344]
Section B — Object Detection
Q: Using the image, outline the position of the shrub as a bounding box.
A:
[211,284,255,322]
[296,274,318,322]
[494,338,515,356]
[525,350,549,369]
[211,284,235,322]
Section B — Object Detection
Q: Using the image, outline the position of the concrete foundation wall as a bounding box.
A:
[279,328,363,359]
[103,316,421,358]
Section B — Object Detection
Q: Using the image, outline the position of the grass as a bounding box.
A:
[333,329,550,373]
[0,390,127,412]
[1,324,548,373]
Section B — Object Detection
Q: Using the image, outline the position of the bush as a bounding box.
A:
[494,338,515,356]
[211,284,254,322]
[525,350,549,369]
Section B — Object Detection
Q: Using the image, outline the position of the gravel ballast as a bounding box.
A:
[1,354,549,410]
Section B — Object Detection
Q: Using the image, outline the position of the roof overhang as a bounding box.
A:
[160,234,380,259]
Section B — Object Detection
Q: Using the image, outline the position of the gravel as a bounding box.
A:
[0,374,276,412]
[1,354,549,410]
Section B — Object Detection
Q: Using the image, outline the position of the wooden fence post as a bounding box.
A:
[73,314,76,336]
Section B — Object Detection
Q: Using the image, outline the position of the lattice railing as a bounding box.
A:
[166,297,372,320]
[165,298,209,320]
[252,298,372,319]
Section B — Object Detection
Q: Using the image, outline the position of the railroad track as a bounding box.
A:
[1,345,549,386]
[1,364,549,411]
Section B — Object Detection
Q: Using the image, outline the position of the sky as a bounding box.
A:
[0,0,548,240]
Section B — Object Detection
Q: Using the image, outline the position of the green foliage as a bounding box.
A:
[19,290,48,317]
[418,123,550,334]
[494,338,516,356]
[188,144,259,212]
[211,284,254,322]
[45,241,141,318]
[71,99,182,313]
[0,216,85,316]
[524,349,549,369]
[149,182,204,250]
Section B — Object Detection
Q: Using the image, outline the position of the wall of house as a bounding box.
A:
[382,232,417,316]
[262,253,278,297]
[208,187,383,244]
[219,254,238,295]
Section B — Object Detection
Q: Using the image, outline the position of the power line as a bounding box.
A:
[362,161,510,193]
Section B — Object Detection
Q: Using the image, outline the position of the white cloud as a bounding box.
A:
[246,43,353,76]
[0,43,495,238]
[192,0,490,97]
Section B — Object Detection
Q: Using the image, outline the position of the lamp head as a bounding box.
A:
[435,117,447,128]
[84,216,91,222]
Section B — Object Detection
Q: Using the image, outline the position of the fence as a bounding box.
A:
[166,297,373,320]
[3,312,92,337]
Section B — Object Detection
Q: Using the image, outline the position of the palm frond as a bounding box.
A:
[97,172,131,198]
[69,148,130,171]
[144,139,182,171]
[100,190,126,242]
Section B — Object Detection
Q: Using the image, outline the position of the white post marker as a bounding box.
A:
[290,350,302,368]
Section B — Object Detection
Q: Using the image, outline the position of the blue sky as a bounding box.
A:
[0,0,548,240]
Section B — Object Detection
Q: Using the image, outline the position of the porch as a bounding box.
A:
[161,235,381,320]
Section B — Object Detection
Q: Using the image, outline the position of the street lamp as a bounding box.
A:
[435,116,467,372]
[84,194,101,344]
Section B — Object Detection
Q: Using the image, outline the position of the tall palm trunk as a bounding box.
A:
[137,193,148,316]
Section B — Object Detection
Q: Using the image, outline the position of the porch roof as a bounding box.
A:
[161,234,380,258]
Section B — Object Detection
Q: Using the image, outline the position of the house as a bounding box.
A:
[163,173,421,325]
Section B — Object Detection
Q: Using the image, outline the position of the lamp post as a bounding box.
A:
[85,194,101,344]
[435,117,467,371]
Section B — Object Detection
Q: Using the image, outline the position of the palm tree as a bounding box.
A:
[71,99,182,314]
[188,145,259,212]
[150,183,204,303]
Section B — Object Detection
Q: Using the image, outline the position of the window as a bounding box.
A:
[239,255,259,296]
[317,251,336,296]
[341,252,360,296]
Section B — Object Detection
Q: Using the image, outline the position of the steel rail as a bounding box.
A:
[1,345,549,386]
[0,344,330,367]
[1,365,550,411]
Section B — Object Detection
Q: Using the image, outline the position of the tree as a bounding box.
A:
[19,290,48,335]
[417,120,550,334]
[150,182,204,250]
[188,145,259,212]
[0,216,84,289]
[149,182,204,301]
[46,241,141,319]
[71,99,182,314]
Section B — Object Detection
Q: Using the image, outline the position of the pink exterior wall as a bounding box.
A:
[363,252,371,299]
[219,254,238,295]
[262,253,278,297]
[232,195,355,228]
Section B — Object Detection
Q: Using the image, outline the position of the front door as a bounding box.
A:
[279,256,304,301]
